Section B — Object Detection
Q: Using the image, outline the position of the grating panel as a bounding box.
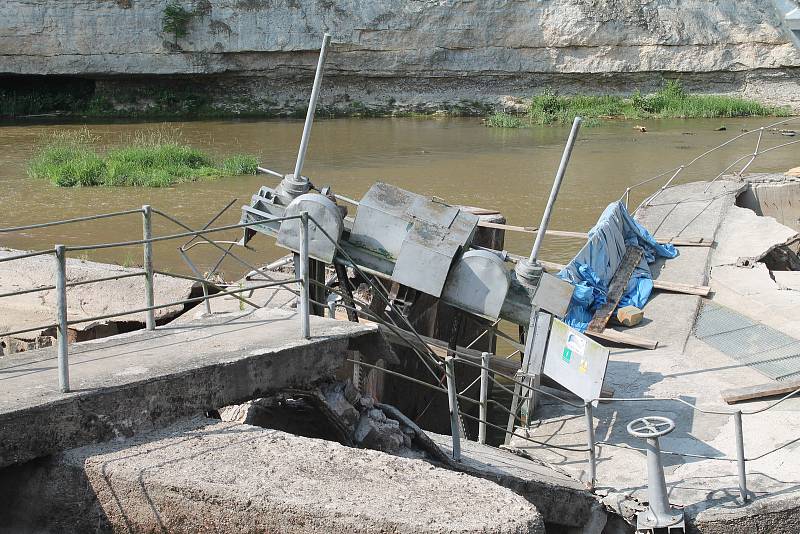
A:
[695,302,800,381]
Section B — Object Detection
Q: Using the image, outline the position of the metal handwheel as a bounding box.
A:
[626,416,675,439]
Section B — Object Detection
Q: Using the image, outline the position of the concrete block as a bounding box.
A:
[0,418,546,534]
[615,305,643,327]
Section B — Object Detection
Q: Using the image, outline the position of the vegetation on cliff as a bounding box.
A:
[28,129,258,187]
[486,81,787,127]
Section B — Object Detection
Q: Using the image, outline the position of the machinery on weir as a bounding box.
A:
[240,35,576,334]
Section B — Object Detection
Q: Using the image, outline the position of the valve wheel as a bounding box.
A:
[626,416,675,438]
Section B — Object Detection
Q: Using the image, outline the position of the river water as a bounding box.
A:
[0,116,796,278]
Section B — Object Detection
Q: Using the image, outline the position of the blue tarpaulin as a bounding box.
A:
[557,201,678,331]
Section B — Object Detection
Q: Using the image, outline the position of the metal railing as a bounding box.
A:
[618,117,800,213]
[0,206,312,393]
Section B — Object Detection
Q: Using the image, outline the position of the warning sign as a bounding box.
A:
[543,319,610,402]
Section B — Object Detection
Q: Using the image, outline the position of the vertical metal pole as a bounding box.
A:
[478,352,491,445]
[734,410,749,502]
[55,245,70,393]
[585,402,597,489]
[645,437,672,519]
[299,212,311,339]
[445,356,461,461]
[142,205,155,330]
[529,116,582,263]
[293,33,331,182]
[327,299,336,318]
[624,188,631,210]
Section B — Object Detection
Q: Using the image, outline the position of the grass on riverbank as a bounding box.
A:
[486,81,788,127]
[28,129,259,187]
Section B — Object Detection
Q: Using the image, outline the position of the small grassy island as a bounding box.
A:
[28,130,259,187]
[486,81,788,128]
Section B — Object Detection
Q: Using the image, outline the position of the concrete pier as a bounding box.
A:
[0,307,383,468]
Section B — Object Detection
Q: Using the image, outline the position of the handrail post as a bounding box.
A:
[585,402,596,489]
[445,356,461,461]
[299,212,311,339]
[55,244,70,393]
[734,410,749,503]
[142,205,155,331]
[478,352,491,444]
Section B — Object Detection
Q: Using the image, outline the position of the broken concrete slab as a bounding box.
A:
[738,173,800,232]
[0,248,202,344]
[426,431,601,530]
[711,205,799,267]
[0,418,546,534]
[0,307,380,468]
[509,179,800,532]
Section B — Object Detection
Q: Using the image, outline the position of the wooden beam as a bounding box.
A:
[586,329,659,350]
[478,221,712,247]
[721,380,800,404]
[587,246,644,333]
[652,280,711,297]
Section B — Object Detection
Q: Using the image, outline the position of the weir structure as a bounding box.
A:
[2,35,800,534]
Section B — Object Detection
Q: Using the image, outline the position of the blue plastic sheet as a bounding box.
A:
[557,201,678,331]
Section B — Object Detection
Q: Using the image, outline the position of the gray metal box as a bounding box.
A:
[350,183,479,297]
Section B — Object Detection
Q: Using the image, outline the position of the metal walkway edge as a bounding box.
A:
[695,301,800,381]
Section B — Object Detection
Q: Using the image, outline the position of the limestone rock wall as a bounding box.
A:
[2,1,800,110]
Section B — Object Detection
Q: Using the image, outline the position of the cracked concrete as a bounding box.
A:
[509,180,800,533]
[0,418,546,534]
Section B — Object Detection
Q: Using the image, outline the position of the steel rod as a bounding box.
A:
[445,356,461,461]
[299,212,310,338]
[142,205,155,330]
[585,402,597,489]
[529,116,582,263]
[478,352,490,444]
[734,410,749,502]
[55,244,69,393]
[67,216,301,252]
[0,208,143,234]
[0,272,144,300]
[293,33,331,181]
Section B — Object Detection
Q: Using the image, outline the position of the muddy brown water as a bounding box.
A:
[0,116,796,278]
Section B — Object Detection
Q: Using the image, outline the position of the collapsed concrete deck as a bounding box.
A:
[510,179,800,532]
[0,307,384,468]
[0,418,547,534]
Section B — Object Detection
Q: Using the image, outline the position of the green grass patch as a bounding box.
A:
[28,128,259,187]
[486,81,789,128]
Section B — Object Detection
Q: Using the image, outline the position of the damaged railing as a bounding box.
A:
[3,204,799,507]
[620,116,800,213]
[0,207,312,393]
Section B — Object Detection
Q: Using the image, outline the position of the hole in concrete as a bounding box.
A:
[0,284,216,356]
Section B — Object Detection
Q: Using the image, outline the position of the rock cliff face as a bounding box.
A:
[2,0,799,112]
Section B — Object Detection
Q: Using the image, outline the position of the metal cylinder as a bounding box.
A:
[55,244,70,393]
[645,437,672,519]
[445,356,461,461]
[478,352,491,444]
[529,116,582,263]
[142,205,155,330]
[293,33,331,182]
[585,402,597,489]
[734,410,749,502]
[299,212,311,339]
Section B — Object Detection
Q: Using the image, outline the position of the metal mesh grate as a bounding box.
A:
[695,301,800,381]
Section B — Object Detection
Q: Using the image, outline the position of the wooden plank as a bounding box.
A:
[480,222,711,246]
[654,236,713,247]
[586,329,659,350]
[652,280,711,296]
[586,246,645,333]
[538,259,711,297]
[721,380,800,404]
